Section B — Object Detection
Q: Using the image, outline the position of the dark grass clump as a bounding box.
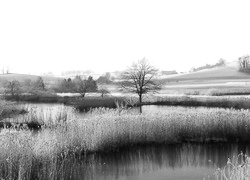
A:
[0,121,42,130]
[0,108,27,120]
[69,97,129,112]
[4,94,67,103]
[0,100,28,120]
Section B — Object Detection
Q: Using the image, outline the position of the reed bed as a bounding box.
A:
[65,107,250,150]
[68,96,130,112]
[1,103,71,130]
[0,100,27,120]
[204,153,250,180]
[2,106,250,179]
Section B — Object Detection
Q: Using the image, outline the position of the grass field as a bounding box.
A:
[146,95,250,109]
[160,61,250,81]
[156,62,250,96]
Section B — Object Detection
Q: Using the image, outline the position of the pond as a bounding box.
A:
[14,103,249,180]
[58,143,249,180]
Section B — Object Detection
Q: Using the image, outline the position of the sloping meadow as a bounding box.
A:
[1,106,250,179]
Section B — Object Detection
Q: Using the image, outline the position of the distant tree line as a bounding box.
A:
[4,76,46,98]
[190,59,226,72]
[61,70,93,77]
[1,67,10,74]
[3,73,114,99]
[56,76,98,97]
[54,74,112,98]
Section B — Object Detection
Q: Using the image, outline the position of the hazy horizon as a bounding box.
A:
[1,0,250,75]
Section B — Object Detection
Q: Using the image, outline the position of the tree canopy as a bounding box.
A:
[121,58,160,112]
[73,76,98,97]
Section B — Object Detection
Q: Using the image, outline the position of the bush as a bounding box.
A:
[69,97,127,112]
[0,99,27,120]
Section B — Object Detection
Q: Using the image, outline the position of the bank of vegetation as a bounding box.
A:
[2,106,250,179]
[67,97,130,112]
[188,87,250,96]
[0,100,27,120]
[147,95,250,109]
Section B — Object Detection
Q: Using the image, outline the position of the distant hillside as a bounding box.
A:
[0,73,62,86]
[160,61,250,83]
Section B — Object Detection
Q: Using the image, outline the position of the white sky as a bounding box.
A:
[1,0,250,75]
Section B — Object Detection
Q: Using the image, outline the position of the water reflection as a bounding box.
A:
[132,105,211,114]
[61,143,250,180]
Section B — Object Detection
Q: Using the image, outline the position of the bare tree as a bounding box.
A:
[6,67,10,74]
[33,77,45,90]
[238,55,250,71]
[121,58,160,113]
[73,76,87,97]
[98,85,110,98]
[73,76,98,97]
[5,80,21,98]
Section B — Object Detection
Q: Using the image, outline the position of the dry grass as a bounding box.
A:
[204,153,250,180]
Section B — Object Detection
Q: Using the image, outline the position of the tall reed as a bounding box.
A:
[204,153,250,180]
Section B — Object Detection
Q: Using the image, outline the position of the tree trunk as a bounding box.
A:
[11,86,14,97]
[139,106,142,114]
[139,94,142,113]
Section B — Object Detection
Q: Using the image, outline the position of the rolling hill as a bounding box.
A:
[0,73,62,86]
[160,61,250,83]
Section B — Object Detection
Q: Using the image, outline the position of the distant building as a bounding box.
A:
[96,76,112,84]
[41,72,54,77]
[160,70,178,76]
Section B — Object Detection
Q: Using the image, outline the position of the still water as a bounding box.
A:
[16,103,249,180]
[63,143,249,180]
